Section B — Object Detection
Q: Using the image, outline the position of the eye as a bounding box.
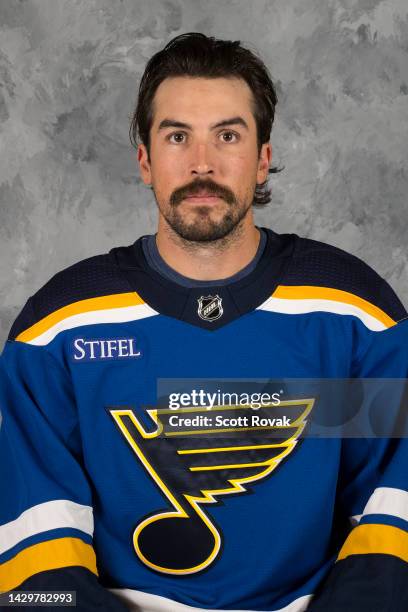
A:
[167,132,187,144]
[220,131,239,143]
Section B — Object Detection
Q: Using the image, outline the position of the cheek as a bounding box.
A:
[152,151,185,182]
[225,144,257,171]
[231,156,250,173]
[227,155,258,186]
[150,161,178,192]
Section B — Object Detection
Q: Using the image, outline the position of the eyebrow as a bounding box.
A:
[157,116,249,132]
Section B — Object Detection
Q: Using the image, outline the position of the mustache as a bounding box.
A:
[169,180,236,206]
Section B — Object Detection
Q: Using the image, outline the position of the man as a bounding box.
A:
[0,33,407,611]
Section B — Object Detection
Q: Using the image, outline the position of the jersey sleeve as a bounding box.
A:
[0,300,128,611]
[308,321,408,611]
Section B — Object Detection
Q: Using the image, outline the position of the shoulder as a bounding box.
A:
[8,250,133,341]
[278,234,407,323]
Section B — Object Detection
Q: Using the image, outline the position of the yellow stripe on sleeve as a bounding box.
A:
[16,292,145,343]
[337,523,408,563]
[0,537,98,592]
[272,285,396,329]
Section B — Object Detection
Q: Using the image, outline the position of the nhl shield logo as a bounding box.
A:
[197,294,223,322]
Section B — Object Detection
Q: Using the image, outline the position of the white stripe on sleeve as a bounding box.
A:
[0,499,94,555]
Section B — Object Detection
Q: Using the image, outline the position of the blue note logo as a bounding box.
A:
[71,337,142,362]
[108,398,314,575]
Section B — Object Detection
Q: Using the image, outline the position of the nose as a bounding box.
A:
[190,142,214,177]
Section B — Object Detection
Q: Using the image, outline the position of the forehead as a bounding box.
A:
[151,76,256,128]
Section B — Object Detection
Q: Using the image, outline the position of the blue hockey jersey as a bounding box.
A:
[1,228,408,611]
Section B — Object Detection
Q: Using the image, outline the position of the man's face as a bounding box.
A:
[138,76,271,242]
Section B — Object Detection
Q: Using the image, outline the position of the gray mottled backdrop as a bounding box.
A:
[1,0,407,347]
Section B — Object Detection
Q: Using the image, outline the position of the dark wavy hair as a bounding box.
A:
[129,32,283,207]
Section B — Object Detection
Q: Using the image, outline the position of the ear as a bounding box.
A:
[138,144,152,185]
[256,142,272,184]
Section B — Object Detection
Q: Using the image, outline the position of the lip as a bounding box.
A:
[185,195,221,202]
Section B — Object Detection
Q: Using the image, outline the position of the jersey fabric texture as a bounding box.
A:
[1,227,408,612]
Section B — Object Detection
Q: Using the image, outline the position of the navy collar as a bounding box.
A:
[111,227,297,331]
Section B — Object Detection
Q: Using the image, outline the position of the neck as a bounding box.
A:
[155,214,261,281]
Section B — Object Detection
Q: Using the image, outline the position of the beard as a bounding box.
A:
[154,178,254,242]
